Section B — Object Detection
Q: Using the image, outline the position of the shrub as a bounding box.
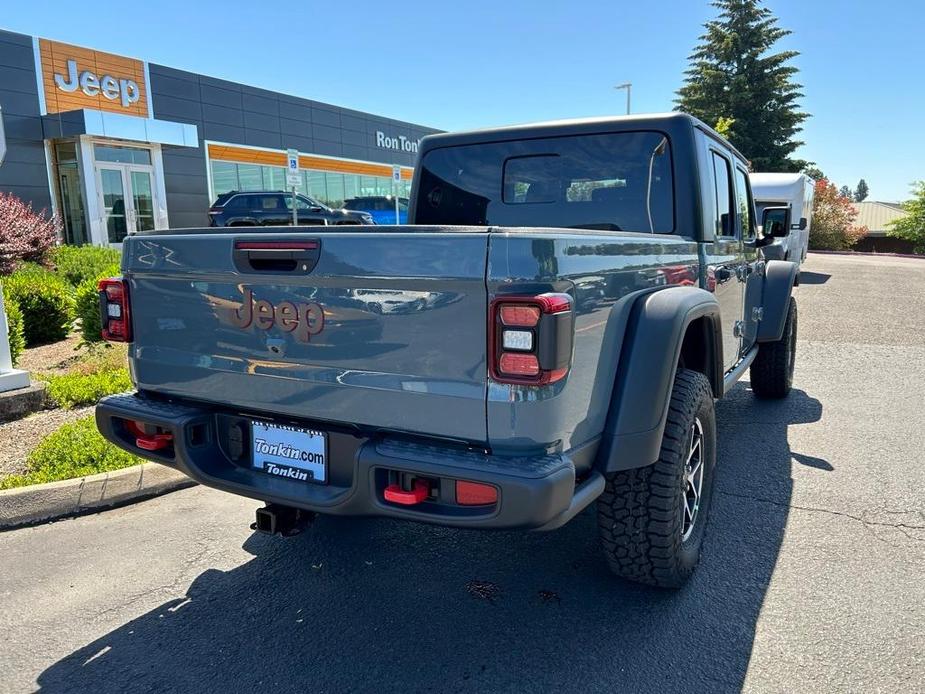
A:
[40,367,132,408]
[808,179,868,251]
[3,266,76,346]
[75,276,105,343]
[0,415,140,489]
[3,295,25,366]
[50,245,121,287]
[0,192,59,275]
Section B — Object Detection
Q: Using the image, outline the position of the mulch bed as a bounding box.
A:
[0,405,93,478]
[17,334,83,376]
[1,333,91,480]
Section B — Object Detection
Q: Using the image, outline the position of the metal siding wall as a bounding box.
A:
[0,30,51,212]
[148,62,440,228]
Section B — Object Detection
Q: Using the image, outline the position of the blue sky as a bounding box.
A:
[3,0,922,201]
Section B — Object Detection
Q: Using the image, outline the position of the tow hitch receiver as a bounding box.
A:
[384,478,430,505]
[253,504,316,537]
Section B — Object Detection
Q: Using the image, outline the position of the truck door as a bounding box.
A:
[734,166,763,352]
[706,150,746,372]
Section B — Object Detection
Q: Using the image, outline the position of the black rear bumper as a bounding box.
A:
[95,392,602,530]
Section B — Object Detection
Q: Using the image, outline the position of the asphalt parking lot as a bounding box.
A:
[1,252,922,693]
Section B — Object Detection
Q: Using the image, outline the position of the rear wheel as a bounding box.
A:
[750,297,797,399]
[597,369,717,588]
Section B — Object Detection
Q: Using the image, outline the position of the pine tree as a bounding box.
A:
[676,0,809,172]
[854,179,869,202]
[839,185,853,199]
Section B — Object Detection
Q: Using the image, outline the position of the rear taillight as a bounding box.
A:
[98,278,132,342]
[489,293,573,385]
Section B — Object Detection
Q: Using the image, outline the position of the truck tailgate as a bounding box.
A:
[123,229,489,443]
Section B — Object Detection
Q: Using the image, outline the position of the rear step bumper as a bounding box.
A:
[95,392,600,530]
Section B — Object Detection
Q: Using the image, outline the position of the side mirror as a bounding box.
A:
[798,217,807,230]
[761,206,791,238]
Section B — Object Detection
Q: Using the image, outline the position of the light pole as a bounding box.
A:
[614,82,632,115]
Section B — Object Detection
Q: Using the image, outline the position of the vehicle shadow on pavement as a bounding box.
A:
[798,271,831,285]
[37,386,823,694]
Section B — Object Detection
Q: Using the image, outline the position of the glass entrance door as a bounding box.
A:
[96,165,157,244]
[99,167,129,244]
[130,170,155,232]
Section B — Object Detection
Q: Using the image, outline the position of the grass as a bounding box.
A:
[0,416,141,490]
[36,344,131,409]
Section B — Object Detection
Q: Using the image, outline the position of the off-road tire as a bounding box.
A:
[750,297,797,399]
[597,369,716,589]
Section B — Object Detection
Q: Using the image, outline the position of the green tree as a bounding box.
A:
[803,166,826,182]
[676,0,809,172]
[839,185,852,198]
[887,181,925,254]
[854,179,869,202]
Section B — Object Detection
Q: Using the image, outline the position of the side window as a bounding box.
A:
[259,195,282,210]
[734,167,755,238]
[226,196,249,210]
[285,196,313,210]
[711,152,735,237]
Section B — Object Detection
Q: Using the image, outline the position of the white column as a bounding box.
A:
[0,291,30,393]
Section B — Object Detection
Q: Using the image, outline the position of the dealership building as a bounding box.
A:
[0,29,439,245]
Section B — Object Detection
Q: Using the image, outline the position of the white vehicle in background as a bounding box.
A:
[750,173,815,267]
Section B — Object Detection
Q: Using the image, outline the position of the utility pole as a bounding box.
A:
[614,82,632,115]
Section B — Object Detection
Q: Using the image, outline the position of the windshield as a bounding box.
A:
[414,131,674,232]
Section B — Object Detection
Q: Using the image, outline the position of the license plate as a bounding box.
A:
[251,421,327,484]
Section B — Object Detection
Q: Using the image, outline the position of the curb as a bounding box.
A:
[0,463,196,530]
[808,250,924,260]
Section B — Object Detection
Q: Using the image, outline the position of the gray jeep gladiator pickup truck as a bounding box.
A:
[96,113,798,588]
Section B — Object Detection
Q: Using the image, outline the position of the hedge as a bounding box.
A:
[2,265,75,346]
[50,245,121,287]
[0,416,140,489]
[4,295,25,366]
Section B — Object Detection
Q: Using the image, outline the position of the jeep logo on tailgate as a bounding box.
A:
[228,289,325,343]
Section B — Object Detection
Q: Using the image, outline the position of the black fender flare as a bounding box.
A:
[757,260,798,342]
[596,286,723,473]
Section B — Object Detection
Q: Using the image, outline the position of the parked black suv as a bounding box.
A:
[208,191,375,227]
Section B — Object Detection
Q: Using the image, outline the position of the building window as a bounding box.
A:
[211,161,238,193]
[94,144,151,165]
[209,158,412,209]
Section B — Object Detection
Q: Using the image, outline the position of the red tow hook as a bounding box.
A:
[125,420,174,451]
[135,432,174,451]
[384,479,430,505]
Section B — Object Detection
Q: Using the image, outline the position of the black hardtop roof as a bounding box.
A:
[418,111,748,164]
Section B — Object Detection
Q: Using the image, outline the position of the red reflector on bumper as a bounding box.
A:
[456,481,498,506]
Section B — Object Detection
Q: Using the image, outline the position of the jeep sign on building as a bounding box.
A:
[0,30,439,247]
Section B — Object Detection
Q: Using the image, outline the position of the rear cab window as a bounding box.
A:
[415,131,674,233]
